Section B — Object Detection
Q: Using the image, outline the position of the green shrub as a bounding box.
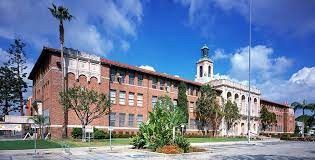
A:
[175,136,190,153]
[93,128,107,139]
[130,134,146,149]
[71,127,82,139]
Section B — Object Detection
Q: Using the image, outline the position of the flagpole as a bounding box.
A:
[247,0,252,144]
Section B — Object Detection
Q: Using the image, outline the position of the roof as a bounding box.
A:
[261,99,291,108]
[28,46,60,80]
[28,46,202,86]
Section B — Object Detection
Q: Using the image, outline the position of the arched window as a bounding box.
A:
[227,92,232,101]
[199,66,203,77]
[208,66,211,77]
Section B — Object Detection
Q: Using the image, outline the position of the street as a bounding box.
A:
[0,141,314,160]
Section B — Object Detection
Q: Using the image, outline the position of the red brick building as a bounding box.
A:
[28,47,207,138]
[260,99,295,134]
[28,46,295,138]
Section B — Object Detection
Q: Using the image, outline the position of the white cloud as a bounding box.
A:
[212,49,230,60]
[259,67,315,103]
[289,67,315,85]
[213,73,248,85]
[229,45,292,81]
[0,0,144,55]
[139,65,155,72]
[0,48,9,65]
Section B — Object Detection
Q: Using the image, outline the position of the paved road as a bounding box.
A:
[0,141,314,160]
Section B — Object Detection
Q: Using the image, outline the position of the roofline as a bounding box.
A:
[101,57,202,86]
[29,46,203,86]
[260,99,291,108]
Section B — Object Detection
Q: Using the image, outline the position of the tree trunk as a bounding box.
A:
[60,41,68,138]
[302,108,305,138]
[82,125,86,142]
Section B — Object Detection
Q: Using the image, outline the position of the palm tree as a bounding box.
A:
[49,3,73,138]
[291,100,315,137]
[28,115,49,140]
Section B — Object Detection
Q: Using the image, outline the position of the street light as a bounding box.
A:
[247,0,252,143]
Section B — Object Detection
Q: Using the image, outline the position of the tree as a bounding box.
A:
[5,39,28,116]
[59,86,110,141]
[295,115,314,135]
[291,100,315,137]
[195,85,223,137]
[224,100,240,136]
[28,115,49,140]
[49,3,74,138]
[260,105,277,131]
[0,66,19,120]
[177,82,188,124]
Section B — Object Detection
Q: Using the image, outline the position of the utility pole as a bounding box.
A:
[247,0,252,143]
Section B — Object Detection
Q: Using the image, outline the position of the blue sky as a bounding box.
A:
[0,0,314,105]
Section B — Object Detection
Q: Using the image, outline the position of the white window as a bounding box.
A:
[173,100,178,108]
[137,93,143,107]
[128,92,135,106]
[119,91,126,105]
[152,96,158,108]
[137,115,143,127]
[189,102,194,112]
[110,90,116,104]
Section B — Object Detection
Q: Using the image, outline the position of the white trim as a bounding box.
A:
[33,67,59,87]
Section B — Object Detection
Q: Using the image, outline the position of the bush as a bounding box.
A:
[156,145,183,154]
[175,136,190,153]
[130,134,146,149]
[71,127,82,139]
[94,128,107,139]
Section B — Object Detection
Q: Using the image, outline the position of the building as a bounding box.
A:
[194,45,261,136]
[28,45,294,138]
[28,47,209,138]
[260,99,295,134]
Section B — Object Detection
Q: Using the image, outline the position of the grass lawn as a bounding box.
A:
[0,138,131,150]
[0,137,247,150]
[0,140,61,150]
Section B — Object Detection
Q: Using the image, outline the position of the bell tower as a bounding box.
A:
[195,44,213,83]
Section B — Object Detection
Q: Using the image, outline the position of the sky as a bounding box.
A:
[0,0,315,107]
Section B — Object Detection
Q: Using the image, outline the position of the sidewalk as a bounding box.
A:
[191,138,282,147]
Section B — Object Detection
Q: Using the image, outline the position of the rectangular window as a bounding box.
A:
[129,72,135,85]
[190,86,194,95]
[119,113,126,127]
[159,79,164,90]
[119,91,126,105]
[190,119,196,129]
[152,77,157,89]
[137,114,143,127]
[118,70,125,83]
[138,74,143,86]
[128,114,134,127]
[110,68,116,82]
[152,96,158,109]
[173,82,178,91]
[166,81,171,92]
[110,112,116,126]
[173,99,178,108]
[110,90,116,104]
[128,92,135,106]
[137,93,143,107]
[189,102,194,112]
